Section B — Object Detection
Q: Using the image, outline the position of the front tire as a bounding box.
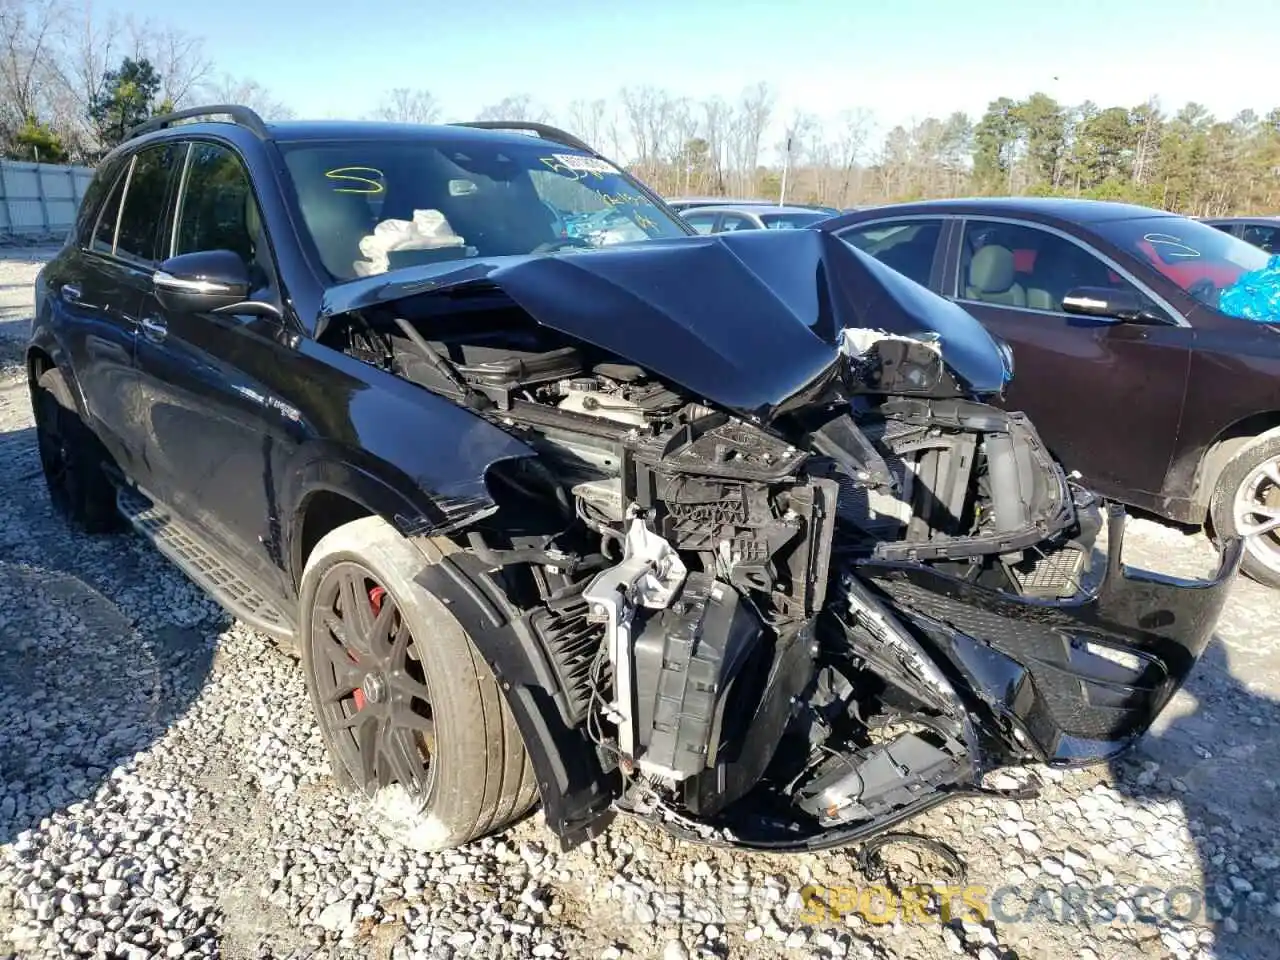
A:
[32,367,122,533]
[1210,436,1280,589]
[299,515,538,850]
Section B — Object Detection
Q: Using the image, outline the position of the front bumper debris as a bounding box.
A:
[856,505,1243,764]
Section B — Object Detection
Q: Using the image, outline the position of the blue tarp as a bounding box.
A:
[1218,254,1280,323]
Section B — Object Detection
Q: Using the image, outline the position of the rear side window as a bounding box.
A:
[77,159,125,247]
[841,219,943,287]
[718,214,757,232]
[173,143,262,266]
[1242,223,1279,254]
[114,144,181,263]
[90,165,128,254]
[683,213,718,235]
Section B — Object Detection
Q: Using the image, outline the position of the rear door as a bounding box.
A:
[60,144,182,477]
[54,158,137,467]
[132,138,299,597]
[944,217,1191,502]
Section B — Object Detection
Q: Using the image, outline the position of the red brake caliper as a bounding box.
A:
[351,585,387,711]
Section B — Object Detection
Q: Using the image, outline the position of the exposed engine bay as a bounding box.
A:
[319,280,1129,850]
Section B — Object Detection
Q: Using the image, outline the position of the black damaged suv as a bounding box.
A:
[28,105,1241,854]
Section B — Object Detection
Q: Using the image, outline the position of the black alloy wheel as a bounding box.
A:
[308,561,436,801]
[32,367,121,532]
[34,379,76,517]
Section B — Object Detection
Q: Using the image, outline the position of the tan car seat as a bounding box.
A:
[966,245,1027,307]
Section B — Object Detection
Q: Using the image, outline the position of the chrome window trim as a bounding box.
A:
[168,142,195,259]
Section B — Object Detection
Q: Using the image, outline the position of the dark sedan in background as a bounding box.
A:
[1202,216,1280,254]
[821,198,1280,587]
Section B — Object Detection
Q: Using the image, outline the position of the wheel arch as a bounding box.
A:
[284,450,529,592]
[26,344,55,383]
[286,461,432,592]
[1190,412,1280,524]
[25,328,87,421]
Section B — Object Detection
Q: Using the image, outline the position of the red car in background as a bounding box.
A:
[820,198,1280,588]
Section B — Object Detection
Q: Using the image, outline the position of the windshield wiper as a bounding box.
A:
[392,316,493,411]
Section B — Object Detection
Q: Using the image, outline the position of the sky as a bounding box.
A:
[119,0,1278,154]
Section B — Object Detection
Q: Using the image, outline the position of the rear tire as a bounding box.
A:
[32,367,122,533]
[1210,436,1280,590]
[299,515,538,850]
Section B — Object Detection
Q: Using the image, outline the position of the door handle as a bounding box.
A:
[140,317,168,341]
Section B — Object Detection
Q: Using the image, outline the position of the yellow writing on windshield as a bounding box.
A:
[325,167,385,194]
[601,192,650,208]
[538,155,609,182]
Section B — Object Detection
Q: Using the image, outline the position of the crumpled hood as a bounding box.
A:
[319,228,1008,420]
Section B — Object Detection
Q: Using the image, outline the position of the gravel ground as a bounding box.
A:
[2,247,1279,960]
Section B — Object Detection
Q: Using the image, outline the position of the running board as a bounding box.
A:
[116,487,297,644]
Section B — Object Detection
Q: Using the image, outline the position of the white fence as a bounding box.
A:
[0,160,95,239]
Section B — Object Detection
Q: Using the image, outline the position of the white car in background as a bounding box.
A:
[678,204,836,234]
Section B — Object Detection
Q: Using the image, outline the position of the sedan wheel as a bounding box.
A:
[1232,454,1280,577]
[1211,437,1280,590]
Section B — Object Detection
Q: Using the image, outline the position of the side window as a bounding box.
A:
[115,144,181,263]
[958,220,1147,313]
[718,214,757,232]
[1241,224,1279,254]
[840,219,942,287]
[682,213,718,235]
[90,163,130,254]
[174,142,263,267]
[77,159,125,247]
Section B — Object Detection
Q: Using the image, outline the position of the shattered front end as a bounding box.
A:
[330,228,1242,851]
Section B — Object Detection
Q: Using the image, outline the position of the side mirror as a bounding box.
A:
[1061,286,1166,324]
[153,250,250,313]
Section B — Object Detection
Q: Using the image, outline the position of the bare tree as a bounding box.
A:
[476,94,551,124]
[0,0,66,126]
[206,73,293,120]
[566,97,614,153]
[370,87,440,124]
[833,107,872,206]
[700,96,731,194]
[732,82,773,196]
[140,22,212,108]
[620,85,671,171]
[52,0,117,118]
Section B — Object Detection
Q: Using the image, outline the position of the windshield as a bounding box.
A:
[1092,215,1271,312]
[279,138,688,280]
[760,211,831,230]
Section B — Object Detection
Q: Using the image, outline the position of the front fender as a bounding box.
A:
[412,551,619,849]
[281,445,536,588]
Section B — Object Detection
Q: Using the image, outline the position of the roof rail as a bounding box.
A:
[126,104,269,142]
[450,121,595,156]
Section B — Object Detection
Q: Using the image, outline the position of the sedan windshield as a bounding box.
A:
[760,211,832,230]
[1093,215,1272,314]
[279,137,688,280]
